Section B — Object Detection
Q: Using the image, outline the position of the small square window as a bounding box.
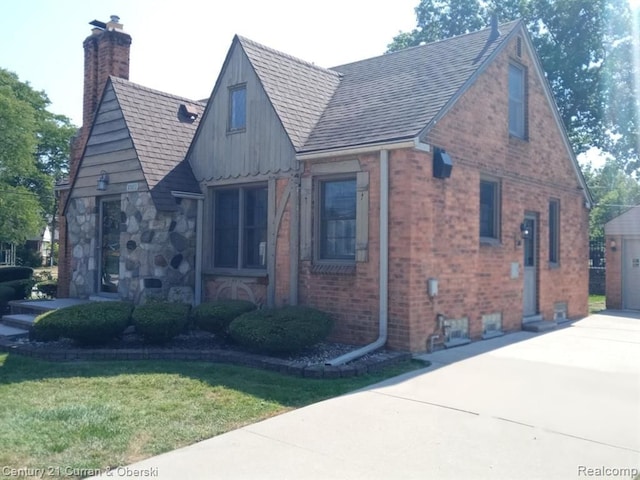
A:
[508,64,526,138]
[480,179,501,240]
[228,85,246,131]
[318,179,356,261]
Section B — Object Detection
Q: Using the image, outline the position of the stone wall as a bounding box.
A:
[66,192,197,303]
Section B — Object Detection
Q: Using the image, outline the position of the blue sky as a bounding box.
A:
[1,0,417,126]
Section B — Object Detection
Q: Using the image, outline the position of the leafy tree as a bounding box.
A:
[387,0,639,175]
[0,68,76,250]
[583,159,640,238]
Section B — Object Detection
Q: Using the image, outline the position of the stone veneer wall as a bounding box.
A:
[67,192,197,303]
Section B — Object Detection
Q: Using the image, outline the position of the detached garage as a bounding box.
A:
[605,205,640,310]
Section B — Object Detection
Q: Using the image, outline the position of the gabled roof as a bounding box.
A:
[303,20,520,152]
[236,21,520,154]
[237,36,341,150]
[605,205,640,235]
[110,77,205,210]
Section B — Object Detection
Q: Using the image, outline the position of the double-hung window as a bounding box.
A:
[480,178,501,241]
[228,85,246,132]
[508,63,526,138]
[214,185,267,270]
[318,178,357,261]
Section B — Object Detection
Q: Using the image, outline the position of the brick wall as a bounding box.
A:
[296,32,589,352]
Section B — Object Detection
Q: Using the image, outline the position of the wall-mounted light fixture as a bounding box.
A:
[610,239,617,251]
[520,222,531,239]
[97,171,109,191]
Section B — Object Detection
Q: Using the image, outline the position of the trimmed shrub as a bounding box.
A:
[2,278,35,299]
[132,302,190,345]
[0,266,34,283]
[0,285,14,315]
[229,306,334,354]
[36,280,58,298]
[191,300,256,337]
[32,301,133,346]
[30,310,63,342]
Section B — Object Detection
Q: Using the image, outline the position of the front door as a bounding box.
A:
[99,198,121,294]
[623,239,640,310]
[523,215,538,318]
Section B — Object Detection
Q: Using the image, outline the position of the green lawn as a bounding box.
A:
[589,294,606,314]
[0,353,423,477]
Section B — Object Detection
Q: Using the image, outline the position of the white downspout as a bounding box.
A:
[326,149,389,366]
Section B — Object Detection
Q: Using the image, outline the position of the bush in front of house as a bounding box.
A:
[132,302,191,345]
[36,279,58,298]
[228,306,334,354]
[31,301,133,346]
[191,299,257,337]
[0,285,15,315]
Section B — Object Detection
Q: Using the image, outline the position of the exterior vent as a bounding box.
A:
[553,302,568,322]
[482,312,504,339]
[516,36,523,58]
[179,104,199,121]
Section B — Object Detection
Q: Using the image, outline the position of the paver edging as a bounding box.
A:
[0,338,411,379]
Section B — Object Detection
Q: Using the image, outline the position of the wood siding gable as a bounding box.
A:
[70,83,146,199]
[187,39,297,182]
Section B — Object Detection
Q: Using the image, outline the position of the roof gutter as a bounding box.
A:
[326,148,391,366]
[296,137,429,161]
[171,191,205,306]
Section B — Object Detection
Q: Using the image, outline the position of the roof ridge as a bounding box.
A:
[109,76,207,106]
[332,19,522,69]
[236,35,342,78]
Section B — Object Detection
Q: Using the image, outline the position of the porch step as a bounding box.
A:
[522,320,557,332]
[1,313,37,330]
[0,323,29,339]
[0,298,90,338]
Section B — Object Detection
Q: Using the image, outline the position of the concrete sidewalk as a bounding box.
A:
[93,312,640,480]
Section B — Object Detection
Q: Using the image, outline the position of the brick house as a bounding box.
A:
[604,205,640,310]
[59,17,592,354]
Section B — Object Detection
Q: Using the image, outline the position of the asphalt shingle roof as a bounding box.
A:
[237,36,342,150]
[110,77,205,210]
[237,21,521,154]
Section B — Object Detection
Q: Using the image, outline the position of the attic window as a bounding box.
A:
[228,85,246,132]
[179,104,198,122]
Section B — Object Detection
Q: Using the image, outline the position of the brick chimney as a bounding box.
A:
[57,16,131,298]
[81,15,132,138]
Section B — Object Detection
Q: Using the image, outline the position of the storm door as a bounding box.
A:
[99,198,121,294]
[522,215,538,318]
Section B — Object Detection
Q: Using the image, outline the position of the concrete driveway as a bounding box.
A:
[94,312,640,480]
